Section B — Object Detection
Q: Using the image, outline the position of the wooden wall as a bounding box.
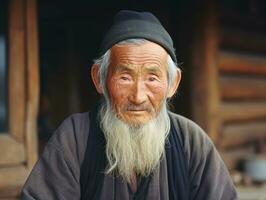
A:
[191,0,266,171]
[219,7,266,170]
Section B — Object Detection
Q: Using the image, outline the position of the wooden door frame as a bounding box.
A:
[0,0,39,197]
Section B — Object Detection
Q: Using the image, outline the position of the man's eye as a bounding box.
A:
[148,76,158,82]
[120,76,131,81]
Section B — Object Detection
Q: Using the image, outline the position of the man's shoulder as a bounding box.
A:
[56,110,91,142]
[168,111,205,134]
[168,111,216,163]
[60,111,90,129]
[45,111,91,165]
[51,112,90,142]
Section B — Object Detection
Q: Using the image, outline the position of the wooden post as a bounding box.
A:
[25,0,39,169]
[191,0,221,145]
[8,0,26,143]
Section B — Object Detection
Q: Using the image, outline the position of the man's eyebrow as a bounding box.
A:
[144,65,163,74]
[114,65,135,73]
[113,64,163,74]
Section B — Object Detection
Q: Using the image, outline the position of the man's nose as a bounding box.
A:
[129,81,147,104]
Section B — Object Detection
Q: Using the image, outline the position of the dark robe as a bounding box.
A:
[20,111,238,200]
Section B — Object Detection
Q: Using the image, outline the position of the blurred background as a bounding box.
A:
[0,0,266,199]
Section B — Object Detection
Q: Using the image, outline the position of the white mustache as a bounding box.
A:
[124,104,152,112]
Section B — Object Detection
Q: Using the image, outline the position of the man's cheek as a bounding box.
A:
[111,93,128,112]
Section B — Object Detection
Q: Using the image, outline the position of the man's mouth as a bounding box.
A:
[127,109,146,113]
[125,105,151,113]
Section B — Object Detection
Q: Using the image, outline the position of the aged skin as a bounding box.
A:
[91,41,181,126]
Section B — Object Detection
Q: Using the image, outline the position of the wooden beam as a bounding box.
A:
[218,51,266,75]
[25,0,39,169]
[220,76,266,100]
[220,28,266,54]
[220,102,266,122]
[0,166,28,197]
[0,135,25,165]
[8,0,26,143]
[221,121,266,148]
[220,11,266,35]
[191,0,221,144]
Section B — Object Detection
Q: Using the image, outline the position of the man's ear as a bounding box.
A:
[167,68,181,98]
[91,64,103,94]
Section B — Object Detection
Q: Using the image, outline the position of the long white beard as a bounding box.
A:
[99,101,170,183]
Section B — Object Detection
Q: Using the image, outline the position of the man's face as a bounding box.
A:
[106,41,169,126]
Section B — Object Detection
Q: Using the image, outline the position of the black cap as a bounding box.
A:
[98,10,177,63]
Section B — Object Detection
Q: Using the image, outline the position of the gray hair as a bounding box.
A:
[94,39,180,98]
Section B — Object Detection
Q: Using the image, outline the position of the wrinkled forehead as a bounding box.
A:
[109,41,169,69]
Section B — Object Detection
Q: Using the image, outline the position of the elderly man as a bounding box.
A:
[21,10,237,200]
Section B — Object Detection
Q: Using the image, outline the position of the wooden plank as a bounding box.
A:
[0,166,28,197]
[220,76,266,100]
[221,121,266,148]
[221,28,266,54]
[25,0,39,169]
[8,0,26,142]
[220,102,266,122]
[0,185,21,199]
[0,135,25,165]
[191,0,221,144]
[218,51,266,75]
[220,11,266,36]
